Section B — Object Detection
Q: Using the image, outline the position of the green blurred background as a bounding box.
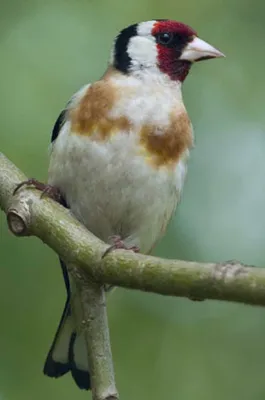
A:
[1,0,265,399]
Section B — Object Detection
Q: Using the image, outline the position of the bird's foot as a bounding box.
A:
[13,178,63,203]
[102,235,140,258]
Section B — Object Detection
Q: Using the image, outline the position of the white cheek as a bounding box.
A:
[127,36,157,70]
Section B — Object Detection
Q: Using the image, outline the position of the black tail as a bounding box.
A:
[43,259,91,390]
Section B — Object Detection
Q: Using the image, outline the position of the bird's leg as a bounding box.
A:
[13,178,63,204]
[102,235,140,258]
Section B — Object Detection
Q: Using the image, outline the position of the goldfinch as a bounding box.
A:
[39,19,224,389]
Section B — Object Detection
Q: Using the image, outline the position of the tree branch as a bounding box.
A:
[1,152,265,307]
[2,152,265,397]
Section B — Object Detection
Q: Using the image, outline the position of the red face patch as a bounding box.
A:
[152,20,197,37]
[152,20,197,82]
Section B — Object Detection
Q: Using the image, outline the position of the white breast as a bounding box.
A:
[110,72,185,127]
[48,123,188,254]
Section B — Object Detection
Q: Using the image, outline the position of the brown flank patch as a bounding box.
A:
[71,79,131,140]
[140,112,193,167]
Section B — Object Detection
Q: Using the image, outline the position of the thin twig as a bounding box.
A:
[69,264,118,400]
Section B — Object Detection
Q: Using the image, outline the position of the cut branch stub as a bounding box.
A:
[7,209,29,236]
[7,194,32,236]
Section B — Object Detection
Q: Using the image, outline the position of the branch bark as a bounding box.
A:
[69,264,118,400]
[1,152,265,307]
[2,152,265,397]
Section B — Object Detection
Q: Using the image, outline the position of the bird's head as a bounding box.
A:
[112,19,224,82]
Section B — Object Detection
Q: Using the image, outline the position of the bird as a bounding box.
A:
[18,19,225,390]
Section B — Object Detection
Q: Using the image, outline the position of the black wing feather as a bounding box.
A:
[51,110,67,143]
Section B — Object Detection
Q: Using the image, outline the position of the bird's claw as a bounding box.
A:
[102,235,140,258]
[13,178,63,203]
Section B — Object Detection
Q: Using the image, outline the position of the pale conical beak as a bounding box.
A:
[179,37,225,62]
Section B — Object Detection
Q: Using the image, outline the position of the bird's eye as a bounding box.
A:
[156,32,174,46]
